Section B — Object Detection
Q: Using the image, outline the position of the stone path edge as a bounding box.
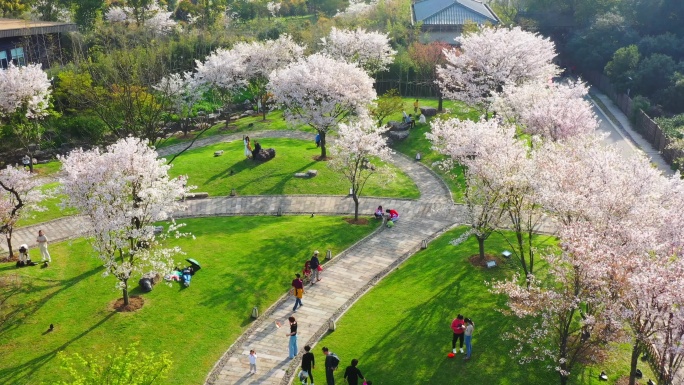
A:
[393,151,455,205]
[204,220,388,384]
[279,222,460,385]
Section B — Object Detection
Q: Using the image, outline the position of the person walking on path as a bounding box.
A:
[292,273,304,312]
[301,345,315,384]
[323,347,340,385]
[36,230,51,264]
[451,314,466,354]
[464,318,474,360]
[249,349,258,375]
[310,251,321,285]
[287,316,299,359]
[343,359,365,385]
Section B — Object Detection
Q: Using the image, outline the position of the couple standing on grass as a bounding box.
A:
[451,314,475,360]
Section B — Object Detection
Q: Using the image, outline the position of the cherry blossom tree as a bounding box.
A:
[494,80,598,141]
[492,224,622,385]
[0,63,52,173]
[328,118,392,220]
[60,137,190,306]
[232,35,306,120]
[0,63,51,119]
[319,27,396,75]
[334,0,379,19]
[194,48,246,108]
[437,27,559,111]
[0,166,46,259]
[105,1,177,35]
[269,53,377,159]
[428,118,516,260]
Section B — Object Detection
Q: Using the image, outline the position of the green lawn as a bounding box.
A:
[32,160,62,177]
[0,216,379,385]
[167,138,420,198]
[15,182,77,228]
[158,110,308,149]
[313,227,654,385]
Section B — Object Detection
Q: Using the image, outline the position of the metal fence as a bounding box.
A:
[583,71,683,168]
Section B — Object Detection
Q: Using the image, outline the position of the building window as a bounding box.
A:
[10,47,25,66]
[0,51,7,68]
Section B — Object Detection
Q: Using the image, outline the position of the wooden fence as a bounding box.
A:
[583,71,684,168]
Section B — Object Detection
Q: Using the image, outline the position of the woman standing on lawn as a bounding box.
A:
[244,136,252,158]
[463,318,474,360]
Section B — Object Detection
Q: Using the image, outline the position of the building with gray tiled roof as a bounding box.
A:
[411,0,499,44]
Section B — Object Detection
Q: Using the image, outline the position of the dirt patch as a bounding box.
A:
[344,217,370,225]
[616,376,644,385]
[111,296,145,312]
[312,155,331,161]
[468,254,507,268]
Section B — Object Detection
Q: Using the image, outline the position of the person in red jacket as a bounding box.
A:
[385,208,399,222]
[451,314,466,354]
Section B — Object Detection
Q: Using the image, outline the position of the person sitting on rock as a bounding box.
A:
[252,140,262,160]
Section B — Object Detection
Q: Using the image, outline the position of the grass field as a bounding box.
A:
[167,138,420,199]
[15,182,77,228]
[311,227,654,385]
[0,216,379,385]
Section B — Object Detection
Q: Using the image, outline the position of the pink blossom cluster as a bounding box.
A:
[494,80,598,141]
[0,63,51,119]
[437,27,559,110]
[268,53,376,133]
[320,27,396,75]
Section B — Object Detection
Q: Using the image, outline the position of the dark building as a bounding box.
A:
[0,18,77,69]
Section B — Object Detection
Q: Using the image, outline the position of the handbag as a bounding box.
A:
[298,370,309,380]
[317,265,323,272]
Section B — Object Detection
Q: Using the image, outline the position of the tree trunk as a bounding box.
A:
[122,281,129,306]
[353,192,359,221]
[477,236,486,260]
[319,131,327,159]
[559,374,568,385]
[262,108,267,121]
[438,93,444,112]
[629,341,642,385]
[28,158,34,174]
[5,230,14,258]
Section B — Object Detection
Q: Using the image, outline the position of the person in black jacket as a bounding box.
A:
[252,140,262,160]
[343,359,365,385]
[323,347,339,385]
[301,345,315,384]
[310,250,321,285]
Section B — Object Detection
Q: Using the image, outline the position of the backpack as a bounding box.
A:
[329,353,340,368]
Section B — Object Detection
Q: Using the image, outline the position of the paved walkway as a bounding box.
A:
[589,88,673,176]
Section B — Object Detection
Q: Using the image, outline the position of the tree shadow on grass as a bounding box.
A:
[205,158,257,186]
[0,311,116,384]
[339,283,557,385]
[0,266,104,337]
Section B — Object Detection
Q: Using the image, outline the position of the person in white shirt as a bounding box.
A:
[418,113,426,124]
[36,230,51,263]
[249,349,258,375]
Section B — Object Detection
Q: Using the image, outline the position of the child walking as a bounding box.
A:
[249,349,258,375]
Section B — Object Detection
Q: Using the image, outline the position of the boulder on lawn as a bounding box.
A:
[386,130,410,142]
[255,148,276,161]
[420,107,438,117]
[387,120,410,131]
